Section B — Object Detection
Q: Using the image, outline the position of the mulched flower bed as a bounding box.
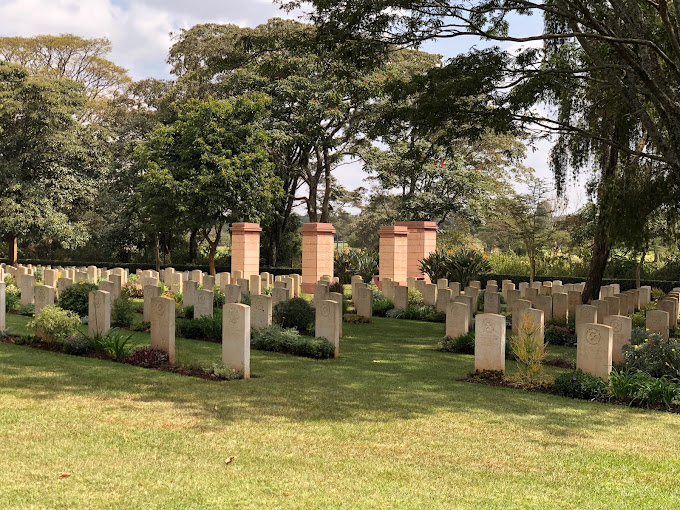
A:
[0,335,241,381]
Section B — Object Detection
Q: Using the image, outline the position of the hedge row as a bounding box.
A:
[4,259,302,277]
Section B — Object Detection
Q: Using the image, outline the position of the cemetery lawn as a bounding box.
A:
[1,315,680,509]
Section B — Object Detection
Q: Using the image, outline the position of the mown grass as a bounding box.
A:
[1,313,679,509]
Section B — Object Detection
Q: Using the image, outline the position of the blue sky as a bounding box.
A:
[0,0,589,211]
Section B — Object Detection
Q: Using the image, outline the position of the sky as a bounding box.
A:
[0,0,590,212]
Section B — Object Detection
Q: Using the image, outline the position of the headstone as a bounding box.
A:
[87,265,98,282]
[525,287,539,306]
[639,286,652,307]
[617,293,630,317]
[469,280,481,289]
[474,314,506,373]
[449,282,461,297]
[88,290,111,337]
[316,300,340,358]
[34,285,55,316]
[501,280,515,298]
[520,308,545,347]
[506,289,521,314]
[567,291,582,317]
[592,299,609,324]
[57,278,73,299]
[484,291,500,314]
[19,274,35,306]
[422,284,437,307]
[647,309,670,341]
[394,285,408,310]
[225,284,242,304]
[351,275,364,302]
[237,278,250,298]
[486,282,499,294]
[436,288,452,313]
[464,286,479,313]
[415,279,426,294]
[605,296,620,316]
[194,289,214,319]
[313,283,330,308]
[446,301,470,338]
[109,273,122,300]
[191,269,203,286]
[437,278,449,290]
[0,282,4,330]
[575,305,598,336]
[203,275,216,292]
[151,296,176,364]
[43,269,58,289]
[454,295,474,325]
[657,299,677,329]
[604,315,632,364]
[577,323,613,380]
[512,299,532,335]
[518,282,529,297]
[183,280,198,308]
[329,291,344,338]
[143,285,162,323]
[250,294,272,329]
[222,303,250,378]
[536,295,553,322]
[407,277,417,290]
[355,286,373,320]
[249,275,261,296]
[272,286,291,306]
[383,279,396,302]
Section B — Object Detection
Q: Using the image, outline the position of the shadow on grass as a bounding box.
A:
[0,317,666,436]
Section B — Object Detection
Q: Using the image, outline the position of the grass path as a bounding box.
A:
[1,314,679,508]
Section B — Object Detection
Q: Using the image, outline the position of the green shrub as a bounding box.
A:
[631,311,646,329]
[203,363,244,380]
[373,299,394,317]
[630,327,647,345]
[553,370,607,400]
[240,293,251,306]
[5,288,20,312]
[33,269,43,282]
[251,324,335,359]
[177,306,193,319]
[176,313,222,341]
[93,329,133,361]
[420,249,491,288]
[407,288,423,307]
[125,347,168,368]
[59,282,97,317]
[544,325,576,346]
[61,335,91,355]
[213,287,226,308]
[386,305,443,322]
[130,321,151,332]
[439,331,475,354]
[19,304,35,316]
[28,306,81,342]
[343,314,371,324]
[623,337,680,378]
[4,274,16,286]
[609,369,654,401]
[272,297,315,333]
[122,282,143,299]
[329,282,345,295]
[112,297,135,328]
[652,288,665,301]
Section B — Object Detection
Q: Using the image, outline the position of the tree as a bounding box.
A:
[497,179,554,284]
[0,62,109,264]
[135,93,283,274]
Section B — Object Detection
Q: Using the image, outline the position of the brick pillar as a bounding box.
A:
[230,223,262,280]
[378,226,408,285]
[301,223,336,294]
[394,221,438,282]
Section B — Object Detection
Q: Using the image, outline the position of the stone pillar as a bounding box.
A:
[378,226,408,285]
[394,221,437,282]
[251,294,272,329]
[474,313,506,373]
[230,223,262,280]
[577,323,613,380]
[316,300,340,358]
[143,285,162,323]
[151,296,175,365]
[222,303,251,378]
[301,223,336,294]
[88,290,111,337]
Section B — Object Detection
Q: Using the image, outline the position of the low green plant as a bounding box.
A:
[386,305,444,322]
[213,287,226,308]
[439,331,475,354]
[510,312,547,386]
[240,293,251,306]
[623,337,680,378]
[343,314,371,324]
[553,370,607,400]
[112,297,135,328]
[544,325,575,346]
[631,311,646,329]
[273,297,315,333]
[61,335,91,355]
[28,305,81,342]
[373,299,395,317]
[18,304,35,316]
[407,288,423,307]
[610,370,680,408]
[652,288,665,301]
[59,282,97,317]
[5,288,20,312]
[100,329,133,361]
[204,363,244,380]
[4,274,16,286]
[251,324,335,359]
[125,347,169,368]
[130,321,151,332]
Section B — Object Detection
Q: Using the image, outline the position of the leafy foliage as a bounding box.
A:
[624,338,680,379]
[125,347,169,368]
[439,331,475,354]
[272,298,315,333]
[111,297,135,328]
[419,249,491,287]
[553,370,608,400]
[59,282,97,317]
[28,306,81,342]
[251,324,335,359]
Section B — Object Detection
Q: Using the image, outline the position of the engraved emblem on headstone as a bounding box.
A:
[228,308,239,325]
[484,319,494,334]
[611,319,622,333]
[586,328,600,345]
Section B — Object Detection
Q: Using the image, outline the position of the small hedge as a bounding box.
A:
[251,325,335,359]
[59,282,98,317]
[272,297,315,333]
[553,370,608,400]
[440,331,475,354]
[373,299,394,317]
[386,305,445,323]
[177,313,222,342]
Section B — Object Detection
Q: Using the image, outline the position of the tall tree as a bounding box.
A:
[0,62,109,264]
[135,93,282,274]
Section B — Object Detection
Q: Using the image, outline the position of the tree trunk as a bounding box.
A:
[207,226,223,276]
[636,250,646,289]
[7,233,17,266]
[320,147,332,223]
[529,254,535,285]
[189,228,199,262]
